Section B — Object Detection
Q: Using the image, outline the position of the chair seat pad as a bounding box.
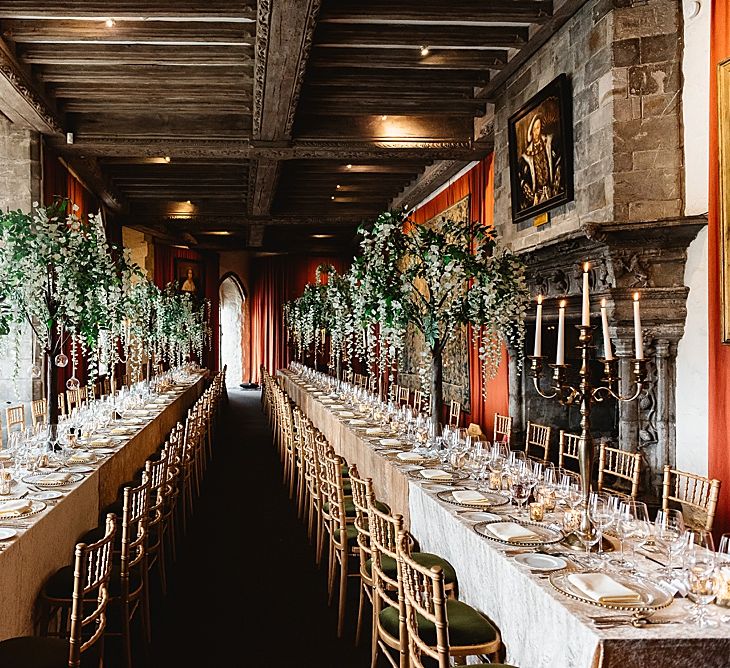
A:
[379,599,497,647]
[43,563,142,600]
[323,497,356,516]
[366,552,457,585]
[0,636,99,668]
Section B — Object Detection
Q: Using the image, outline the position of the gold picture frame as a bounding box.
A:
[718,58,730,343]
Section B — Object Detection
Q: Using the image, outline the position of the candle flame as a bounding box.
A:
[583,262,590,272]
[537,295,543,305]
[633,292,640,302]
[559,300,567,308]
[601,298,606,308]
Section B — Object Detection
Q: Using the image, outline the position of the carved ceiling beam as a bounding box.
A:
[38,64,253,85]
[476,0,592,101]
[122,213,366,228]
[250,0,322,217]
[390,160,471,211]
[52,137,483,161]
[0,1,256,20]
[0,38,62,133]
[61,155,126,213]
[309,47,507,71]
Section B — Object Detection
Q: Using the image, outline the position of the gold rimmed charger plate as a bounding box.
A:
[22,472,84,487]
[437,488,510,509]
[409,469,471,483]
[548,571,674,612]
[0,498,47,519]
[474,519,563,548]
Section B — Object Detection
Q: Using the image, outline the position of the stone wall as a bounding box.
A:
[493,0,685,254]
[0,115,41,414]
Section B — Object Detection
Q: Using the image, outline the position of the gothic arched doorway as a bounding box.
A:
[218,274,245,387]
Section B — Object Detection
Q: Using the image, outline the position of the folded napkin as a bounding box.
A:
[350,419,367,426]
[328,404,345,410]
[67,452,94,464]
[320,399,336,404]
[419,469,451,480]
[379,438,402,447]
[485,522,539,543]
[365,427,383,435]
[567,573,641,604]
[337,411,355,418]
[41,472,72,484]
[452,490,493,506]
[0,499,32,516]
[397,452,425,462]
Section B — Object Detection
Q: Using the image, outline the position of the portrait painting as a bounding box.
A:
[508,73,574,223]
[174,258,205,301]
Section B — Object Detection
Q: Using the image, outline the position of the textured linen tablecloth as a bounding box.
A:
[279,369,730,668]
[0,373,206,640]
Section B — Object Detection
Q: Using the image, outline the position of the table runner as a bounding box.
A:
[0,373,206,639]
[279,369,730,668]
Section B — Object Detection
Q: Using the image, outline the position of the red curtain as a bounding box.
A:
[408,156,509,436]
[153,243,220,373]
[708,0,730,536]
[248,255,349,383]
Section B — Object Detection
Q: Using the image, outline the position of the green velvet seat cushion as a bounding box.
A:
[366,552,457,585]
[379,599,497,647]
[0,636,100,668]
[43,563,142,601]
[323,497,388,516]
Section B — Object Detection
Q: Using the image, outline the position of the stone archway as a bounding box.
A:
[218,274,245,387]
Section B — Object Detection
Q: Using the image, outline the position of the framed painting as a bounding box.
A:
[174,257,205,302]
[718,58,730,343]
[508,73,574,223]
[398,196,472,412]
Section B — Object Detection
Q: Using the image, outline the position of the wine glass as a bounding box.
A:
[577,516,602,569]
[509,472,531,518]
[614,500,650,572]
[717,534,730,622]
[654,509,687,580]
[590,494,614,561]
[685,530,718,628]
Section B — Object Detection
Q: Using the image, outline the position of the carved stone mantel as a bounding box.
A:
[511,215,706,495]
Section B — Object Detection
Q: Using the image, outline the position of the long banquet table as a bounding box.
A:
[0,373,207,640]
[279,369,730,668]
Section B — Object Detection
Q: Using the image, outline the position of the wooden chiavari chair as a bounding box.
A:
[1,514,116,668]
[398,386,410,406]
[369,505,458,668]
[525,421,552,462]
[57,392,66,418]
[79,386,89,405]
[448,400,461,428]
[66,389,81,413]
[31,398,47,426]
[597,442,642,499]
[412,389,424,414]
[292,407,308,518]
[321,449,358,638]
[558,430,580,470]
[143,449,171,594]
[6,405,25,435]
[389,383,400,404]
[493,413,512,444]
[397,531,505,668]
[662,466,722,532]
[165,422,186,561]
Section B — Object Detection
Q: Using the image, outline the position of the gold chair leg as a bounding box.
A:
[337,553,347,638]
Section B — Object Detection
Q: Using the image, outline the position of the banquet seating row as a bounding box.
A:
[0,369,226,668]
[261,368,516,668]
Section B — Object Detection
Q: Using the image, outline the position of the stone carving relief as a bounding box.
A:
[613,252,653,288]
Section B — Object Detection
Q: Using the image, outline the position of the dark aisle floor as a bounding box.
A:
[147,388,372,668]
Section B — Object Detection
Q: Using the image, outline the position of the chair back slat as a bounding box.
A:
[597,443,642,499]
[448,400,461,428]
[558,430,581,469]
[526,421,552,462]
[662,466,721,531]
[493,413,512,444]
[6,405,25,433]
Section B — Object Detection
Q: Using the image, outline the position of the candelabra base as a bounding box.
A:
[562,532,615,553]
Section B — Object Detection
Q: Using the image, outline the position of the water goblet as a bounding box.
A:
[685,530,718,628]
[654,509,687,580]
[614,500,650,571]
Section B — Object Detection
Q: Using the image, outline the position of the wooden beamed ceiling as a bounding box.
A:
[0,0,590,253]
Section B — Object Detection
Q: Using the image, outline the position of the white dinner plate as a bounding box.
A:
[65,465,94,474]
[0,528,17,540]
[28,490,63,501]
[457,510,501,523]
[92,448,117,455]
[513,552,568,572]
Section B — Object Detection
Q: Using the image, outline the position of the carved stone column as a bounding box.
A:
[507,345,524,446]
[615,338,639,453]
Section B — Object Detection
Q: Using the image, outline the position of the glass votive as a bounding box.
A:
[715,567,730,608]
[562,510,580,533]
[539,488,557,512]
[0,469,12,495]
[488,470,502,491]
[529,501,545,522]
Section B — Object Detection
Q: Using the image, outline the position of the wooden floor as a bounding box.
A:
[145,387,372,667]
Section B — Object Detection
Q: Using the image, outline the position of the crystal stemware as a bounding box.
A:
[685,530,718,628]
[654,509,687,580]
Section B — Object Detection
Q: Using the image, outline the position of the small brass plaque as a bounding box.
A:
[533,212,549,227]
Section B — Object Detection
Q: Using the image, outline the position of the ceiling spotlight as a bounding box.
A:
[336,184,341,189]
[311,234,335,239]
[346,164,352,169]
[380,115,388,121]
[105,18,115,28]
[420,45,430,57]
[185,200,192,205]
[164,156,171,163]
[330,196,336,200]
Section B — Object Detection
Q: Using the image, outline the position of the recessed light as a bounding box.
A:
[380,115,388,121]
[420,45,430,57]
[164,156,171,163]
[336,184,341,189]
[207,231,232,236]
[105,18,115,28]
[346,164,352,169]
[331,196,336,200]
[185,200,192,205]
[311,234,335,239]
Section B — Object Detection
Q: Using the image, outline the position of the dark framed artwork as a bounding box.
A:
[174,257,205,302]
[508,73,574,223]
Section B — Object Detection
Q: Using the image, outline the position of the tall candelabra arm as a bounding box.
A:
[528,356,559,399]
[591,358,647,403]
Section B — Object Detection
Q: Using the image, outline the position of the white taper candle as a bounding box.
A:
[600,298,613,360]
[533,295,543,357]
[556,300,566,365]
[633,292,643,359]
[581,262,590,326]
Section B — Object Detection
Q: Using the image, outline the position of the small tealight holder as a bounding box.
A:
[488,470,502,491]
[715,567,730,608]
[529,501,545,522]
[562,510,580,534]
[539,488,557,512]
[0,468,13,495]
